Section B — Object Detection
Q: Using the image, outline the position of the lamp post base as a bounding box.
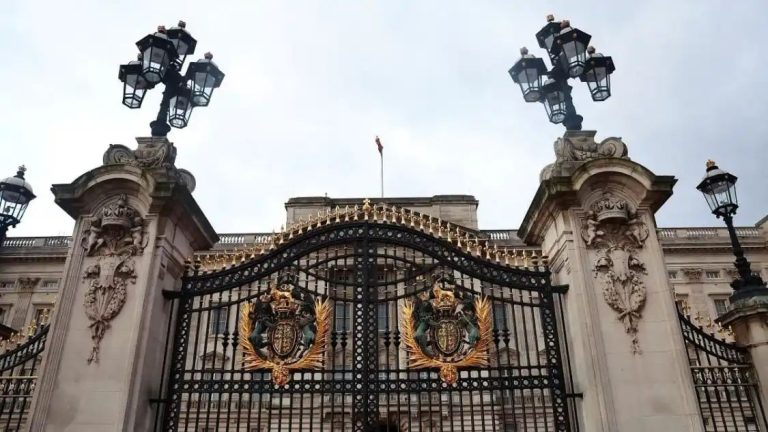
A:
[730,280,768,303]
[150,120,171,137]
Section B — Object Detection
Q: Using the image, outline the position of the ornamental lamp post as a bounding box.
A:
[697,160,768,302]
[118,21,225,137]
[0,166,36,246]
[509,15,615,130]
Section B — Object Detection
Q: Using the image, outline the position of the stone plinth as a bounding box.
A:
[718,293,768,427]
[519,132,703,431]
[28,138,217,432]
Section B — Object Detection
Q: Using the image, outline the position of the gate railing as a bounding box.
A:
[677,306,767,431]
[0,317,50,431]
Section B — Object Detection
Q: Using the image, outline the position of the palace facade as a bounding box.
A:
[1,194,765,337]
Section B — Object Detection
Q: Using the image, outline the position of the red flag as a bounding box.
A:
[376,136,383,154]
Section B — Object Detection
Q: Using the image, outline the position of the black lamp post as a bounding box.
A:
[697,160,767,302]
[118,21,225,137]
[509,15,615,130]
[0,166,36,246]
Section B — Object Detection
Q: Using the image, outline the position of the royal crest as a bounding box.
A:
[402,273,492,384]
[239,275,331,386]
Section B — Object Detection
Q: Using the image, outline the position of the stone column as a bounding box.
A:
[519,131,704,431]
[28,137,217,432]
[718,294,768,429]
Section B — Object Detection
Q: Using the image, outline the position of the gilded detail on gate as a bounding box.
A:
[239,276,331,386]
[402,274,492,384]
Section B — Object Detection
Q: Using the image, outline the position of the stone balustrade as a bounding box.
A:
[1,225,762,252]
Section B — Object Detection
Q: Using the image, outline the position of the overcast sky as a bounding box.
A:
[2,0,767,237]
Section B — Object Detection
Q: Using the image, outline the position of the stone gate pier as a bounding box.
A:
[519,130,705,431]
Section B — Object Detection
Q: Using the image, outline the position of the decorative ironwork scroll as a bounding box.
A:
[401,274,492,384]
[238,276,330,386]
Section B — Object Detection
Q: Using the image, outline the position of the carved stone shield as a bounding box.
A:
[434,319,461,356]
[271,320,299,357]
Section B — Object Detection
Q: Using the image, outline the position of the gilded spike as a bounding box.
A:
[353,205,359,221]
[335,206,341,223]
[419,216,425,231]
[344,205,351,222]
[437,218,443,238]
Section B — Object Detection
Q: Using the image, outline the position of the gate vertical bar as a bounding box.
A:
[351,224,379,431]
[539,285,571,432]
[161,284,194,432]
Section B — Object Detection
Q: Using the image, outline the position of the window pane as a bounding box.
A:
[334,303,349,332]
[377,303,389,331]
[209,308,227,334]
[493,304,507,330]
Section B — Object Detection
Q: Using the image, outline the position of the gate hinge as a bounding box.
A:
[565,392,583,399]
[552,284,570,294]
[161,289,181,300]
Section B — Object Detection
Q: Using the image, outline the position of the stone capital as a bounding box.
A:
[519,156,676,245]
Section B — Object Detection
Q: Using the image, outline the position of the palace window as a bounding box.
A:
[334,303,350,332]
[493,303,508,330]
[377,303,389,331]
[42,280,58,289]
[705,271,720,279]
[0,281,14,289]
[674,294,688,312]
[208,308,228,335]
[0,307,7,325]
[667,271,677,280]
[34,306,52,324]
[712,298,729,316]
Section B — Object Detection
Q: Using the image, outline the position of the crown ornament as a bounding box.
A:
[101,194,137,229]
[590,193,629,222]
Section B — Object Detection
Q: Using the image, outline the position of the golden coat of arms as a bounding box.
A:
[402,275,492,384]
[239,278,331,386]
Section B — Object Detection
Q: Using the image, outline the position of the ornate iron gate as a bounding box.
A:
[157,204,574,431]
[0,321,50,431]
[678,306,767,431]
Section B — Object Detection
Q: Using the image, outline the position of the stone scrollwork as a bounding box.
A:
[581,193,649,354]
[102,137,197,193]
[81,194,145,364]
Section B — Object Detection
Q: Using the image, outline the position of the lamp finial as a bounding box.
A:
[706,160,716,169]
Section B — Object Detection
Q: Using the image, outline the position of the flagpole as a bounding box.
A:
[376,136,384,198]
[380,151,384,198]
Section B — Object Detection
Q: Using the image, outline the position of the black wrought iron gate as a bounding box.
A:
[156,206,574,431]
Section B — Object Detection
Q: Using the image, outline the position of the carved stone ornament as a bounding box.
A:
[581,193,649,354]
[540,131,629,181]
[16,277,40,291]
[682,268,703,281]
[102,137,196,192]
[81,194,145,364]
